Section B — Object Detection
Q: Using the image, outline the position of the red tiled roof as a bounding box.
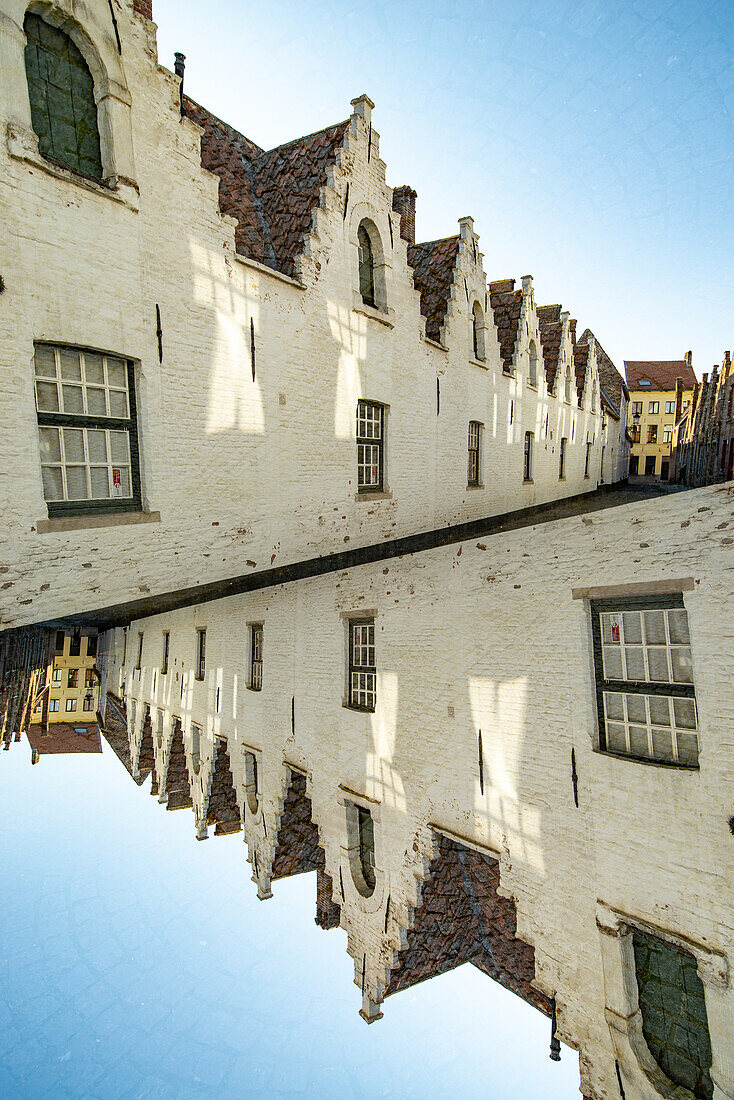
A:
[205,738,241,835]
[625,360,697,391]
[582,328,627,411]
[186,97,349,279]
[28,722,101,755]
[407,237,460,344]
[538,304,562,392]
[573,341,589,402]
[490,279,523,372]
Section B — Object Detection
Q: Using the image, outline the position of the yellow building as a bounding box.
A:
[30,630,100,725]
[624,357,697,479]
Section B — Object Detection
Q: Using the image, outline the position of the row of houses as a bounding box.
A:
[672,352,734,486]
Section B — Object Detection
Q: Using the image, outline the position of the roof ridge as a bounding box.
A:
[183,94,264,156]
[256,119,350,160]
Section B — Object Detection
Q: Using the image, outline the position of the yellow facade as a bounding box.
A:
[30,631,100,724]
[629,387,693,478]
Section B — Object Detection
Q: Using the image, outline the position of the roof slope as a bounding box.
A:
[625,360,697,391]
[490,279,523,372]
[186,97,348,279]
[408,237,460,343]
[538,304,562,392]
[573,341,589,402]
[581,328,627,415]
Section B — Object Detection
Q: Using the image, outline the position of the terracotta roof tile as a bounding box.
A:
[185,97,348,279]
[490,279,523,372]
[27,722,101,755]
[407,237,460,343]
[581,329,627,412]
[538,304,562,392]
[573,342,589,402]
[625,360,697,391]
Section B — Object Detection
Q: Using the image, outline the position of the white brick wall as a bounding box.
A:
[113,483,734,1100]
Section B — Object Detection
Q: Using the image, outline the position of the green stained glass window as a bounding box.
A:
[24,13,102,180]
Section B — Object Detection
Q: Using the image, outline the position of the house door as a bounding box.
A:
[630,455,639,475]
[660,459,670,481]
[645,455,656,475]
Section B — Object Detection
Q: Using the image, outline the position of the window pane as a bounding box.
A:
[109,431,130,463]
[90,467,110,498]
[86,430,108,463]
[624,647,645,680]
[84,353,105,384]
[676,732,699,766]
[603,692,625,721]
[106,358,127,388]
[628,725,648,757]
[34,346,57,377]
[622,611,642,645]
[648,696,671,726]
[109,389,129,418]
[36,381,59,411]
[643,611,666,645]
[647,647,670,682]
[86,387,107,415]
[112,467,131,497]
[59,348,82,380]
[671,647,693,684]
[606,722,627,753]
[65,466,88,499]
[63,428,85,463]
[626,694,647,724]
[602,647,623,679]
[41,466,64,501]
[673,697,697,730]
[651,728,673,762]
[668,609,690,645]
[601,614,621,645]
[61,384,84,414]
[39,426,61,462]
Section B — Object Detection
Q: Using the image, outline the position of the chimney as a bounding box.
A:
[133,0,153,18]
[675,377,683,423]
[174,53,186,117]
[392,186,416,245]
[685,350,693,368]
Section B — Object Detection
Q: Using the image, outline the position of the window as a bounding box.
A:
[67,668,78,688]
[85,669,95,688]
[83,695,94,712]
[135,632,143,671]
[591,383,597,413]
[85,634,97,658]
[630,426,641,444]
[161,632,169,675]
[34,344,141,517]
[647,424,658,444]
[528,340,538,387]
[52,668,62,685]
[24,13,102,180]
[190,723,201,775]
[348,618,376,711]
[156,710,164,747]
[69,633,81,657]
[633,931,713,1099]
[356,400,384,492]
[358,806,376,892]
[471,302,485,361]
[54,630,65,656]
[65,698,77,712]
[591,596,699,766]
[523,432,533,482]
[249,625,263,691]
[244,750,259,815]
[195,629,206,681]
[558,437,567,479]
[663,427,672,444]
[665,400,675,414]
[632,401,643,416]
[467,422,481,486]
[49,698,59,712]
[357,223,375,306]
[584,441,592,478]
[564,367,572,403]
[639,379,651,386]
[648,401,659,414]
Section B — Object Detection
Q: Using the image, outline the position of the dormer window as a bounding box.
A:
[472,302,485,361]
[358,224,376,306]
[528,340,538,387]
[24,13,102,181]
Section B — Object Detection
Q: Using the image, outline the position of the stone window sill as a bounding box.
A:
[466,483,484,491]
[352,297,395,328]
[354,490,393,502]
[36,510,161,534]
[6,124,140,211]
[469,357,487,370]
[527,382,538,391]
[502,369,515,378]
[523,478,534,485]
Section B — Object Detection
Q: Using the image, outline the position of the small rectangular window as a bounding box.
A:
[65,698,77,712]
[523,431,533,482]
[663,428,672,444]
[648,401,659,414]
[356,401,384,491]
[136,632,143,671]
[49,698,59,712]
[85,669,95,688]
[348,618,376,711]
[249,625,263,691]
[647,424,658,443]
[52,668,62,684]
[69,633,81,657]
[85,634,97,658]
[665,400,675,414]
[195,629,206,681]
[54,630,65,656]
[632,402,643,415]
[467,421,481,486]
[559,437,567,479]
[67,668,78,688]
[591,596,698,767]
[161,631,170,675]
[584,441,592,478]
[83,695,94,711]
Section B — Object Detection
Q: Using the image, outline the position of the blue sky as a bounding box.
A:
[0,744,579,1097]
[153,0,734,380]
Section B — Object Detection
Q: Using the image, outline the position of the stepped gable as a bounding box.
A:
[385,833,551,1015]
[102,696,149,786]
[272,769,324,878]
[537,303,562,392]
[573,340,590,402]
[137,706,155,779]
[1,627,51,749]
[407,236,460,343]
[581,328,626,416]
[315,867,341,930]
[490,279,523,373]
[206,739,241,835]
[186,97,348,279]
[624,359,697,390]
[165,719,192,810]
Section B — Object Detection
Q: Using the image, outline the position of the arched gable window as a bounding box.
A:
[528,340,538,387]
[347,801,376,897]
[472,302,485,361]
[24,12,102,180]
[564,364,572,403]
[591,381,598,413]
[358,223,376,307]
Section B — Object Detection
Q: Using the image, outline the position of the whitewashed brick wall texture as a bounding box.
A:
[1,0,622,630]
[116,484,734,1100]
